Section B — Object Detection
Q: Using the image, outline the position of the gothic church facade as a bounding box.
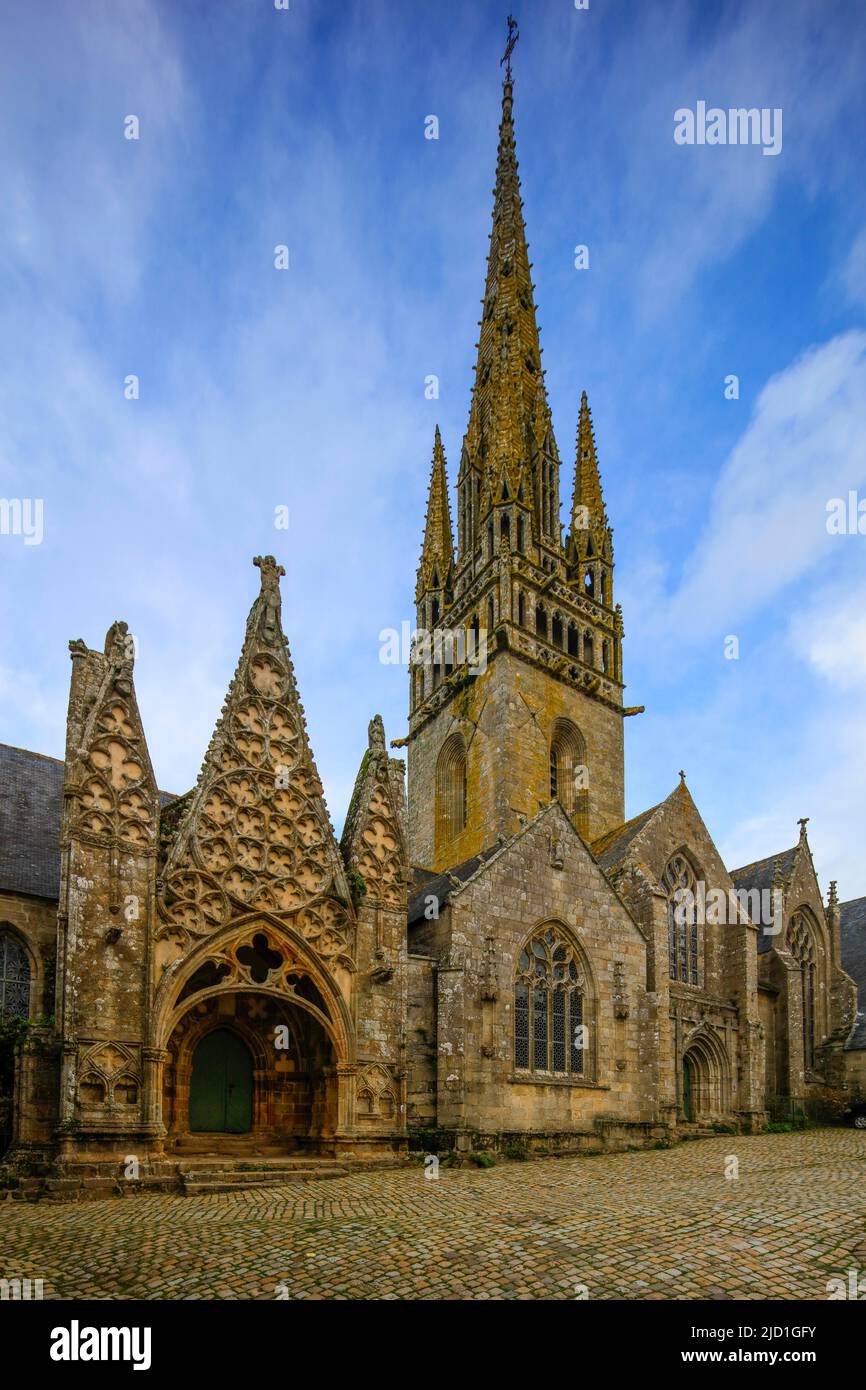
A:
[0,72,863,1190]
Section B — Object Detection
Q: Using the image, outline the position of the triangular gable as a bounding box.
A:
[65,622,160,854]
[158,557,352,962]
[446,801,649,947]
[341,715,407,908]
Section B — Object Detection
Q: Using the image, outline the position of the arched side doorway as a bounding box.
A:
[681,1030,731,1122]
[189,1029,253,1134]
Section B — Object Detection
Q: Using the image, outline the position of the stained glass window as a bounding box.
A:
[662,855,700,985]
[787,912,817,1070]
[514,926,586,1077]
[0,932,31,1019]
[515,982,529,1068]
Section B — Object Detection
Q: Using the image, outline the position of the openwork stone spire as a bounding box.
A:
[416,426,455,602]
[456,65,561,562]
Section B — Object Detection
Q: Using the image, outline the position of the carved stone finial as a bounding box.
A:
[679,769,686,784]
[797,816,810,842]
[368,714,386,754]
[828,880,838,910]
[104,620,132,666]
[253,554,285,592]
[253,556,285,635]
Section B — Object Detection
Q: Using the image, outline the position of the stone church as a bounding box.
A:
[1,69,864,1193]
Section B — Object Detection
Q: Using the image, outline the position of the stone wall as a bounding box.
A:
[406,954,437,1127]
[421,805,655,1142]
[844,1048,866,1098]
[602,785,764,1124]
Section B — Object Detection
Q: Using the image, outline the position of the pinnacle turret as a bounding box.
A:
[416,426,455,603]
[566,391,614,608]
[571,391,607,532]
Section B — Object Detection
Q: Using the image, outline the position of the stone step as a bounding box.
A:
[178,1157,329,1174]
[173,1136,293,1154]
[182,1166,349,1195]
[182,1164,349,1182]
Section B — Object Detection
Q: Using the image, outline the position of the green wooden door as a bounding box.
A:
[189,1029,253,1133]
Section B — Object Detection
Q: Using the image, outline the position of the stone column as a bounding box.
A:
[335,1063,357,1136]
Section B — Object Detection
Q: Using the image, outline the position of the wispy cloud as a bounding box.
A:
[1,0,865,895]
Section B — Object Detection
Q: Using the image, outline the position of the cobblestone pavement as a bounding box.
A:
[1,1130,865,1300]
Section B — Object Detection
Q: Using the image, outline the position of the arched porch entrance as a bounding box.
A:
[162,990,338,1153]
[153,921,357,1157]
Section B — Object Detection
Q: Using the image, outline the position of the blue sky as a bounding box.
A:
[1,0,865,896]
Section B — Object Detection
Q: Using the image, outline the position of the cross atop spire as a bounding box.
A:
[500,14,519,81]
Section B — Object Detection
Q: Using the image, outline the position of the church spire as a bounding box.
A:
[456,45,561,570]
[405,24,628,867]
[416,425,454,603]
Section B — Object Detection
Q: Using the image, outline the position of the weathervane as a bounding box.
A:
[500,14,519,80]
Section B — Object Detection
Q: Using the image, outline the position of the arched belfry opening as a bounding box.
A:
[435,732,468,854]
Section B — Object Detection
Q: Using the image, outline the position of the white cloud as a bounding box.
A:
[789,581,866,692]
[660,331,866,638]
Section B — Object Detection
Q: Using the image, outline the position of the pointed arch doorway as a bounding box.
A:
[681,1029,731,1122]
[189,1028,253,1134]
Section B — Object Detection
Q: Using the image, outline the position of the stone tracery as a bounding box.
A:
[156,559,354,968]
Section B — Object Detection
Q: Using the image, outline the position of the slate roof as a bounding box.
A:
[591,803,662,872]
[729,846,799,953]
[407,846,502,927]
[0,743,175,903]
[840,896,866,1051]
[0,744,66,900]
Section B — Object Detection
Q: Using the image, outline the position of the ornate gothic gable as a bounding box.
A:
[157,557,354,961]
[341,715,407,909]
[64,621,159,854]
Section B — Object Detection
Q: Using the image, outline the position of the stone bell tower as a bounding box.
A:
[405,58,630,872]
